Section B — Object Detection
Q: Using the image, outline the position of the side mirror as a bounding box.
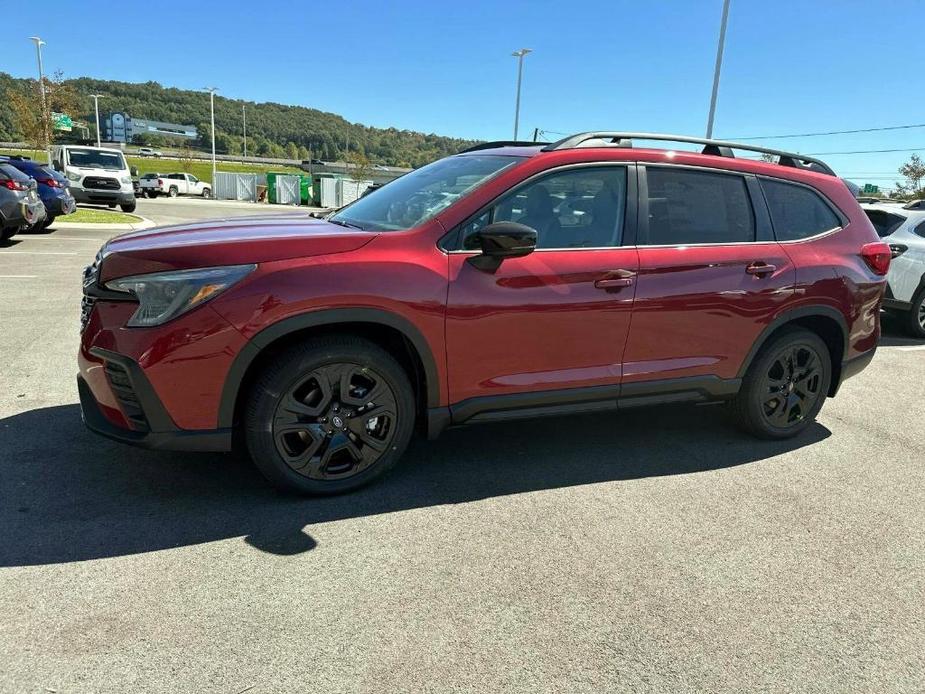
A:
[467,222,537,273]
[130,166,139,177]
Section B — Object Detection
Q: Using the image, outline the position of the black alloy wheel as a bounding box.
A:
[245,336,415,494]
[729,328,831,439]
[760,343,824,428]
[272,363,398,480]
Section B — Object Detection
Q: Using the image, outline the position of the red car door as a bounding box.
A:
[621,165,795,394]
[445,164,640,413]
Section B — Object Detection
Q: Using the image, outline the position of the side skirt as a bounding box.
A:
[427,375,741,436]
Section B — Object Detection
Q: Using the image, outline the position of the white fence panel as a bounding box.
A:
[214,172,258,201]
[319,178,338,208]
[276,175,301,205]
[336,179,372,207]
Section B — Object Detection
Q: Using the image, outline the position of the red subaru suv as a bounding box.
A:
[78,132,890,494]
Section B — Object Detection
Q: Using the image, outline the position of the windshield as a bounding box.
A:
[67,149,127,171]
[329,154,520,231]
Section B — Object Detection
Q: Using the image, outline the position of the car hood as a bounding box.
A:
[99,215,378,282]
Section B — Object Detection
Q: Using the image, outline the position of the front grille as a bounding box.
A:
[80,251,103,333]
[104,361,149,431]
[79,295,96,333]
[83,176,120,190]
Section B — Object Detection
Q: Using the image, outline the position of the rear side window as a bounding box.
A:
[643,168,754,245]
[0,163,31,182]
[761,179,841,241]
[863,209,907,238]
[915,220,925,239]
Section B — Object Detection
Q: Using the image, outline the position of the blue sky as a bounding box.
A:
[9,0,925,188]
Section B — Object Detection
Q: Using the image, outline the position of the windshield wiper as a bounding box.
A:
[328,218,364,230]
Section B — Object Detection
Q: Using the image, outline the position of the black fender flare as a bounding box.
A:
[218,308,442,428]
[736,305,850,379]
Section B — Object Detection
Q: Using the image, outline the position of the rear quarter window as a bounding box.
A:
[0,163,32,182]
[761,179,841,241]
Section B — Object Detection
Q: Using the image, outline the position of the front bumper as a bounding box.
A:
[72,187,135,205]
[78,350,232,452]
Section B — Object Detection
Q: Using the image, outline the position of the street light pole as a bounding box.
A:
[511,48,532,140]
[242,103,247,159]
[89,94,104,147]
[705,0,731,139]
[28,36,51,164]
[204,87,218,181]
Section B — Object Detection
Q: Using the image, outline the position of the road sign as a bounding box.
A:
[52,112,73,131]
[863,183,880,194]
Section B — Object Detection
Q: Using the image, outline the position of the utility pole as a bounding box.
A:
[90,94,105,147]
[28,36,51,164]
[532,127,539,143]
[242,103,247,159]
[511,48,532,140]
[705,0,731,139]
[204,87,219,181]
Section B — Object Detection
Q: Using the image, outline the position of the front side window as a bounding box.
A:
[644,168,754,245]
[761,179,841,241]
[329,154,520,231]
[463,166,627,249]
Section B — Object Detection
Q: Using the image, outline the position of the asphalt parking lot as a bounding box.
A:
[1,200,923,693]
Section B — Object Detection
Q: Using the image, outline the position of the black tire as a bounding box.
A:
[904,286,925,339]
[168,187,178,198]
[42,216,55,230]
[245,336,416,494]
[146,191,158,199]
[0,226,16,243]
[202,188,211,199]
[728,327,831,439]
[108,203,116,209]
[120,202,137,213]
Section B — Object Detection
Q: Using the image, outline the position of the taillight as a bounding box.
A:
[157,178,164,185]
[39,178,61,188]
[2,179,27,191]
[860,241,891,275]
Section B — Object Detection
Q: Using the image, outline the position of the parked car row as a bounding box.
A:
[0,156,76,242]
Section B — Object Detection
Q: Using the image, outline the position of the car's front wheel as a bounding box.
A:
[245,336,416,494]
[202,188,211,199]
[729,328,831,439]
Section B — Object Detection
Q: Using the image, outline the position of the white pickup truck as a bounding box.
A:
[139,172,211,198]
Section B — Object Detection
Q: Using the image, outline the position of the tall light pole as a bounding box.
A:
[511,48,532,140]
[89,94,105,147]
[28,36,51,164]
[242,103,247,159]
[204,87,218,181]
[705,0,731,139]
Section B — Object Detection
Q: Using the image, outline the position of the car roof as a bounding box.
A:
[860,202,925,218]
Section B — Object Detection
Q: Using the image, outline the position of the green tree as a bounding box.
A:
[898,154,925,196]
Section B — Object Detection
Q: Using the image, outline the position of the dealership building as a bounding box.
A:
[100,112,197,143]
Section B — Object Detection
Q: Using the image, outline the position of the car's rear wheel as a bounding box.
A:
[0,226,16,243]
[168,187,178,198]
[729,328,831,439]
[904,286,925,339]
[120,202,136,214]
[146,191,158,199]
[42,215,55,230]
[245,336,416,494]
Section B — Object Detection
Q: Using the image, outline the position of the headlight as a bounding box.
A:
[105,264,256,327]
[66,171,81,182]
[120,176,132,184]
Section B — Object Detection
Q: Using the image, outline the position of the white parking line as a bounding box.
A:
[0,251,79,256]
[0,275,39,278]
[893,345,925,352]
[16,236,105,242]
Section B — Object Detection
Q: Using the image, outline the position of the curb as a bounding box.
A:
[50,216,157,231]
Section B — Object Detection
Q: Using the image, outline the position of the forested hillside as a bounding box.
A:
[0,72,477,167]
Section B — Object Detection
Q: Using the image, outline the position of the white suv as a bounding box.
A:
[862,201,925,337]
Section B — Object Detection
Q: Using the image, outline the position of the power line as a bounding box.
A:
[806,146,925,155]
[726,123,925,140]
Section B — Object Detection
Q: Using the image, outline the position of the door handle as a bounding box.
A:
[745,262,776,277]
[594,271,635,290]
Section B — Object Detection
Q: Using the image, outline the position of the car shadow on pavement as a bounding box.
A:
[879,312,925,347]
[0,402,831,567]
